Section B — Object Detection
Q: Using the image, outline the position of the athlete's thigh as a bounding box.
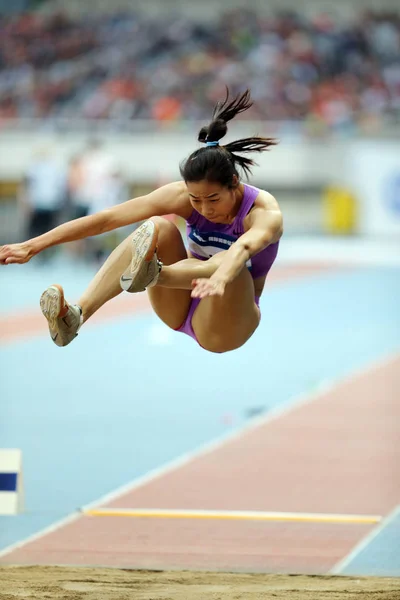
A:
[191,267,260,352]
[146,217,192,329]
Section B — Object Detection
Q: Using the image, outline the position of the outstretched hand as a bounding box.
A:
[191,277,227,299]
[0,242,33,265]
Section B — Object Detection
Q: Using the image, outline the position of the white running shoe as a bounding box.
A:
[40,284,82,347]
[120,220,163,293]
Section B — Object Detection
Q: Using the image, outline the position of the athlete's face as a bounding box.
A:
[186,178,240,224]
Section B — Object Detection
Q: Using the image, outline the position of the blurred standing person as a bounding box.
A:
[67,153,87,221]
[64,153,88,260]
[77,139,117,215]
[18,147,68,262]
[66,140,118,262]
[89,168,131,265]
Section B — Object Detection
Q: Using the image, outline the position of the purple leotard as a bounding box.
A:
[175,183,279,345]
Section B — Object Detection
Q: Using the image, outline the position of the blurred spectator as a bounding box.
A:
[88,168,130,264]
[0,8,399,132]
[18,146,68,260]
[73,139,118,215]
[65,139,128,263]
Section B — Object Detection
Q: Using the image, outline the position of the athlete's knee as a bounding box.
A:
[151,216,180,240]
[151,216,186,264]
[200,336,246,354]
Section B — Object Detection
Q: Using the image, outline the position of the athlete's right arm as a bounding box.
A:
[0,182,188,265]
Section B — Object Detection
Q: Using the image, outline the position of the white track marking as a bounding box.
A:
[330,504,400,574]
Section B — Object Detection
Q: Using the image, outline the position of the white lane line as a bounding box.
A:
[330,504,400,575]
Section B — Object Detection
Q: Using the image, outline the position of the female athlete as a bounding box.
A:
[0,90,283,353]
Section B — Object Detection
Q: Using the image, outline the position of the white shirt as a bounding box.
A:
[26,160,67,210]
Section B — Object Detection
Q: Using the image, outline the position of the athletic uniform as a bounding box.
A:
[176,183,279,344]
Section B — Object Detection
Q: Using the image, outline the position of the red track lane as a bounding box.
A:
[0,518,371,574]
[2,353,398,573]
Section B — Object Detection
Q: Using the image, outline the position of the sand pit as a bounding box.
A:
[1,566,400,599]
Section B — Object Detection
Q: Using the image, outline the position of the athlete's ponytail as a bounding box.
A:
[180,89,277,186]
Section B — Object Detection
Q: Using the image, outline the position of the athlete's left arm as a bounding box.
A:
[192,192,283,298]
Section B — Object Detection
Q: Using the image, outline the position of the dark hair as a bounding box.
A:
[180,89,277,187]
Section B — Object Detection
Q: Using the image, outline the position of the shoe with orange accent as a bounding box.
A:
[40,284,82,347]
[120,219,163,293]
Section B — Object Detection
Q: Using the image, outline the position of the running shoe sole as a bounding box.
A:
[120,220,159,292]
[40,284,65,332]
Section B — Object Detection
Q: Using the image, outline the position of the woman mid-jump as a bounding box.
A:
[0,90,283,354]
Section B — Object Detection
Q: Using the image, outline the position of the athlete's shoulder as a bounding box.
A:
[152,181,191,217]
[243,185,282,233]
[171,181,192,217]
[156,180,187,199]
[250,185,281,213]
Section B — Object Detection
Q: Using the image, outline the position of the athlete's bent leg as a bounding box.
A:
[145,217,193,329]
[192,266,260,353]
[156,250,227,290]
[40,231,137,346]
[78,232,136,323]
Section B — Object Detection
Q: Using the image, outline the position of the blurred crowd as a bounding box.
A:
[0,8,399,131]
